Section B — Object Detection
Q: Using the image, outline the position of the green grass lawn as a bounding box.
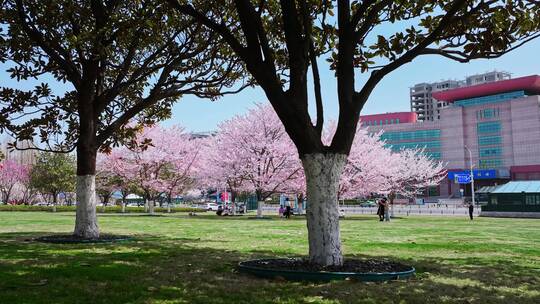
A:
[0,212,538,304]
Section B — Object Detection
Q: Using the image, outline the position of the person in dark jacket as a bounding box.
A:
[285,205,291,219]
[468,203,474,220]
[216,205,223,216]
[377,198,386,221]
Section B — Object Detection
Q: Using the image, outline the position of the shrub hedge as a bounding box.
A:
[0,205,205,213]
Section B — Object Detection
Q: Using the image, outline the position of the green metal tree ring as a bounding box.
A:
[238,259,415,282]
[35,234,134,244]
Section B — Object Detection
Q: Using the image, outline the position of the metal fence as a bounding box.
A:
[262,204,481,217]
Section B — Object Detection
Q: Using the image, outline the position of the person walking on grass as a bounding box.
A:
[468,202,474,220]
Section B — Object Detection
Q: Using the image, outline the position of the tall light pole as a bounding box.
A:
[464,145,475,206]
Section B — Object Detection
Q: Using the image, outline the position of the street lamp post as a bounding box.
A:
[464,145,475,206]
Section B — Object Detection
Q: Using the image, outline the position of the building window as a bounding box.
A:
[454,91,525,107]
[525,195,540,205]
[479,147,502,157]
[477,108,501,120]
[380,129,441,142]
[478,135,502,146]
[479,159,503,168]
[477,121,501,134]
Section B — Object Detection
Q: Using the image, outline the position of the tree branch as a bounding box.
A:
[14,0,82,88]
[300,1,323,135]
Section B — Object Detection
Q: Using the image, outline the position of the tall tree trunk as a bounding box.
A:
[302,153,347,266]
[256,189,263,218]
[231,190,236,215]
[296,194,303,215]
[389,191,396,218]
[148,198,155,215]
[143,192,149,212]
[4,187,12,205]
[73,143,99,238]
[52,192,57,213]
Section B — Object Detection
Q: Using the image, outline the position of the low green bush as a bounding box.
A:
[0,204,205,213]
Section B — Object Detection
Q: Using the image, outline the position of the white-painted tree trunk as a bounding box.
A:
[148,200,155,215]
[302,153,347,266]
[121,202,126,213]
[74,175,99,238]
[257,201,263,217]
[167,203,171,213]
[297,198,304,215]
[144,200,149,213]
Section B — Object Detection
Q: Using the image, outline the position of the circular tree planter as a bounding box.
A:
[238,258,415,282]
[35,234,134,244]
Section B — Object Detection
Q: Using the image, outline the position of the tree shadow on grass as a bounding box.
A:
[0,231,538,304]
[340,216,380,221]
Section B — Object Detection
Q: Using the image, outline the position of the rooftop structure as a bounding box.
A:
[410,71,511,121]
[491,180,540,194]
[465,70,511,86]
[359,112,417,127]
[433,75,540,102]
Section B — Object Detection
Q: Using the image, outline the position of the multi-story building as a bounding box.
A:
[410,71,511,122]
[363,74,540,201]
[410,79,461,122]
[189,131,216,140]
[0,139,38,165]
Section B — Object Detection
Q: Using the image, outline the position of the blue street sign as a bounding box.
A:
[448,169,497,180]
[455,174,471,184]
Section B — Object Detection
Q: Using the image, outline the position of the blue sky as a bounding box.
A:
[167,38,540,132]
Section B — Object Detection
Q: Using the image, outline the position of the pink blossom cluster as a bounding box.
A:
[0,160,31,204]
[100,125,200,202]
[198,103,304,200]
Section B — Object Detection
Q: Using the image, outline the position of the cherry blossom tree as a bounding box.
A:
[338,127,391,200]
[198,135,245,214]
[381,148,446,206]
[95,153,123,211]
[200,103,303,217]
[330,124,445,202]
[0,160,30,204]
[109,125,200,214]
[150,127,201,211]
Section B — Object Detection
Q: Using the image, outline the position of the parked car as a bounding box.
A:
[206,203,220,211]
[359,200,376,207]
